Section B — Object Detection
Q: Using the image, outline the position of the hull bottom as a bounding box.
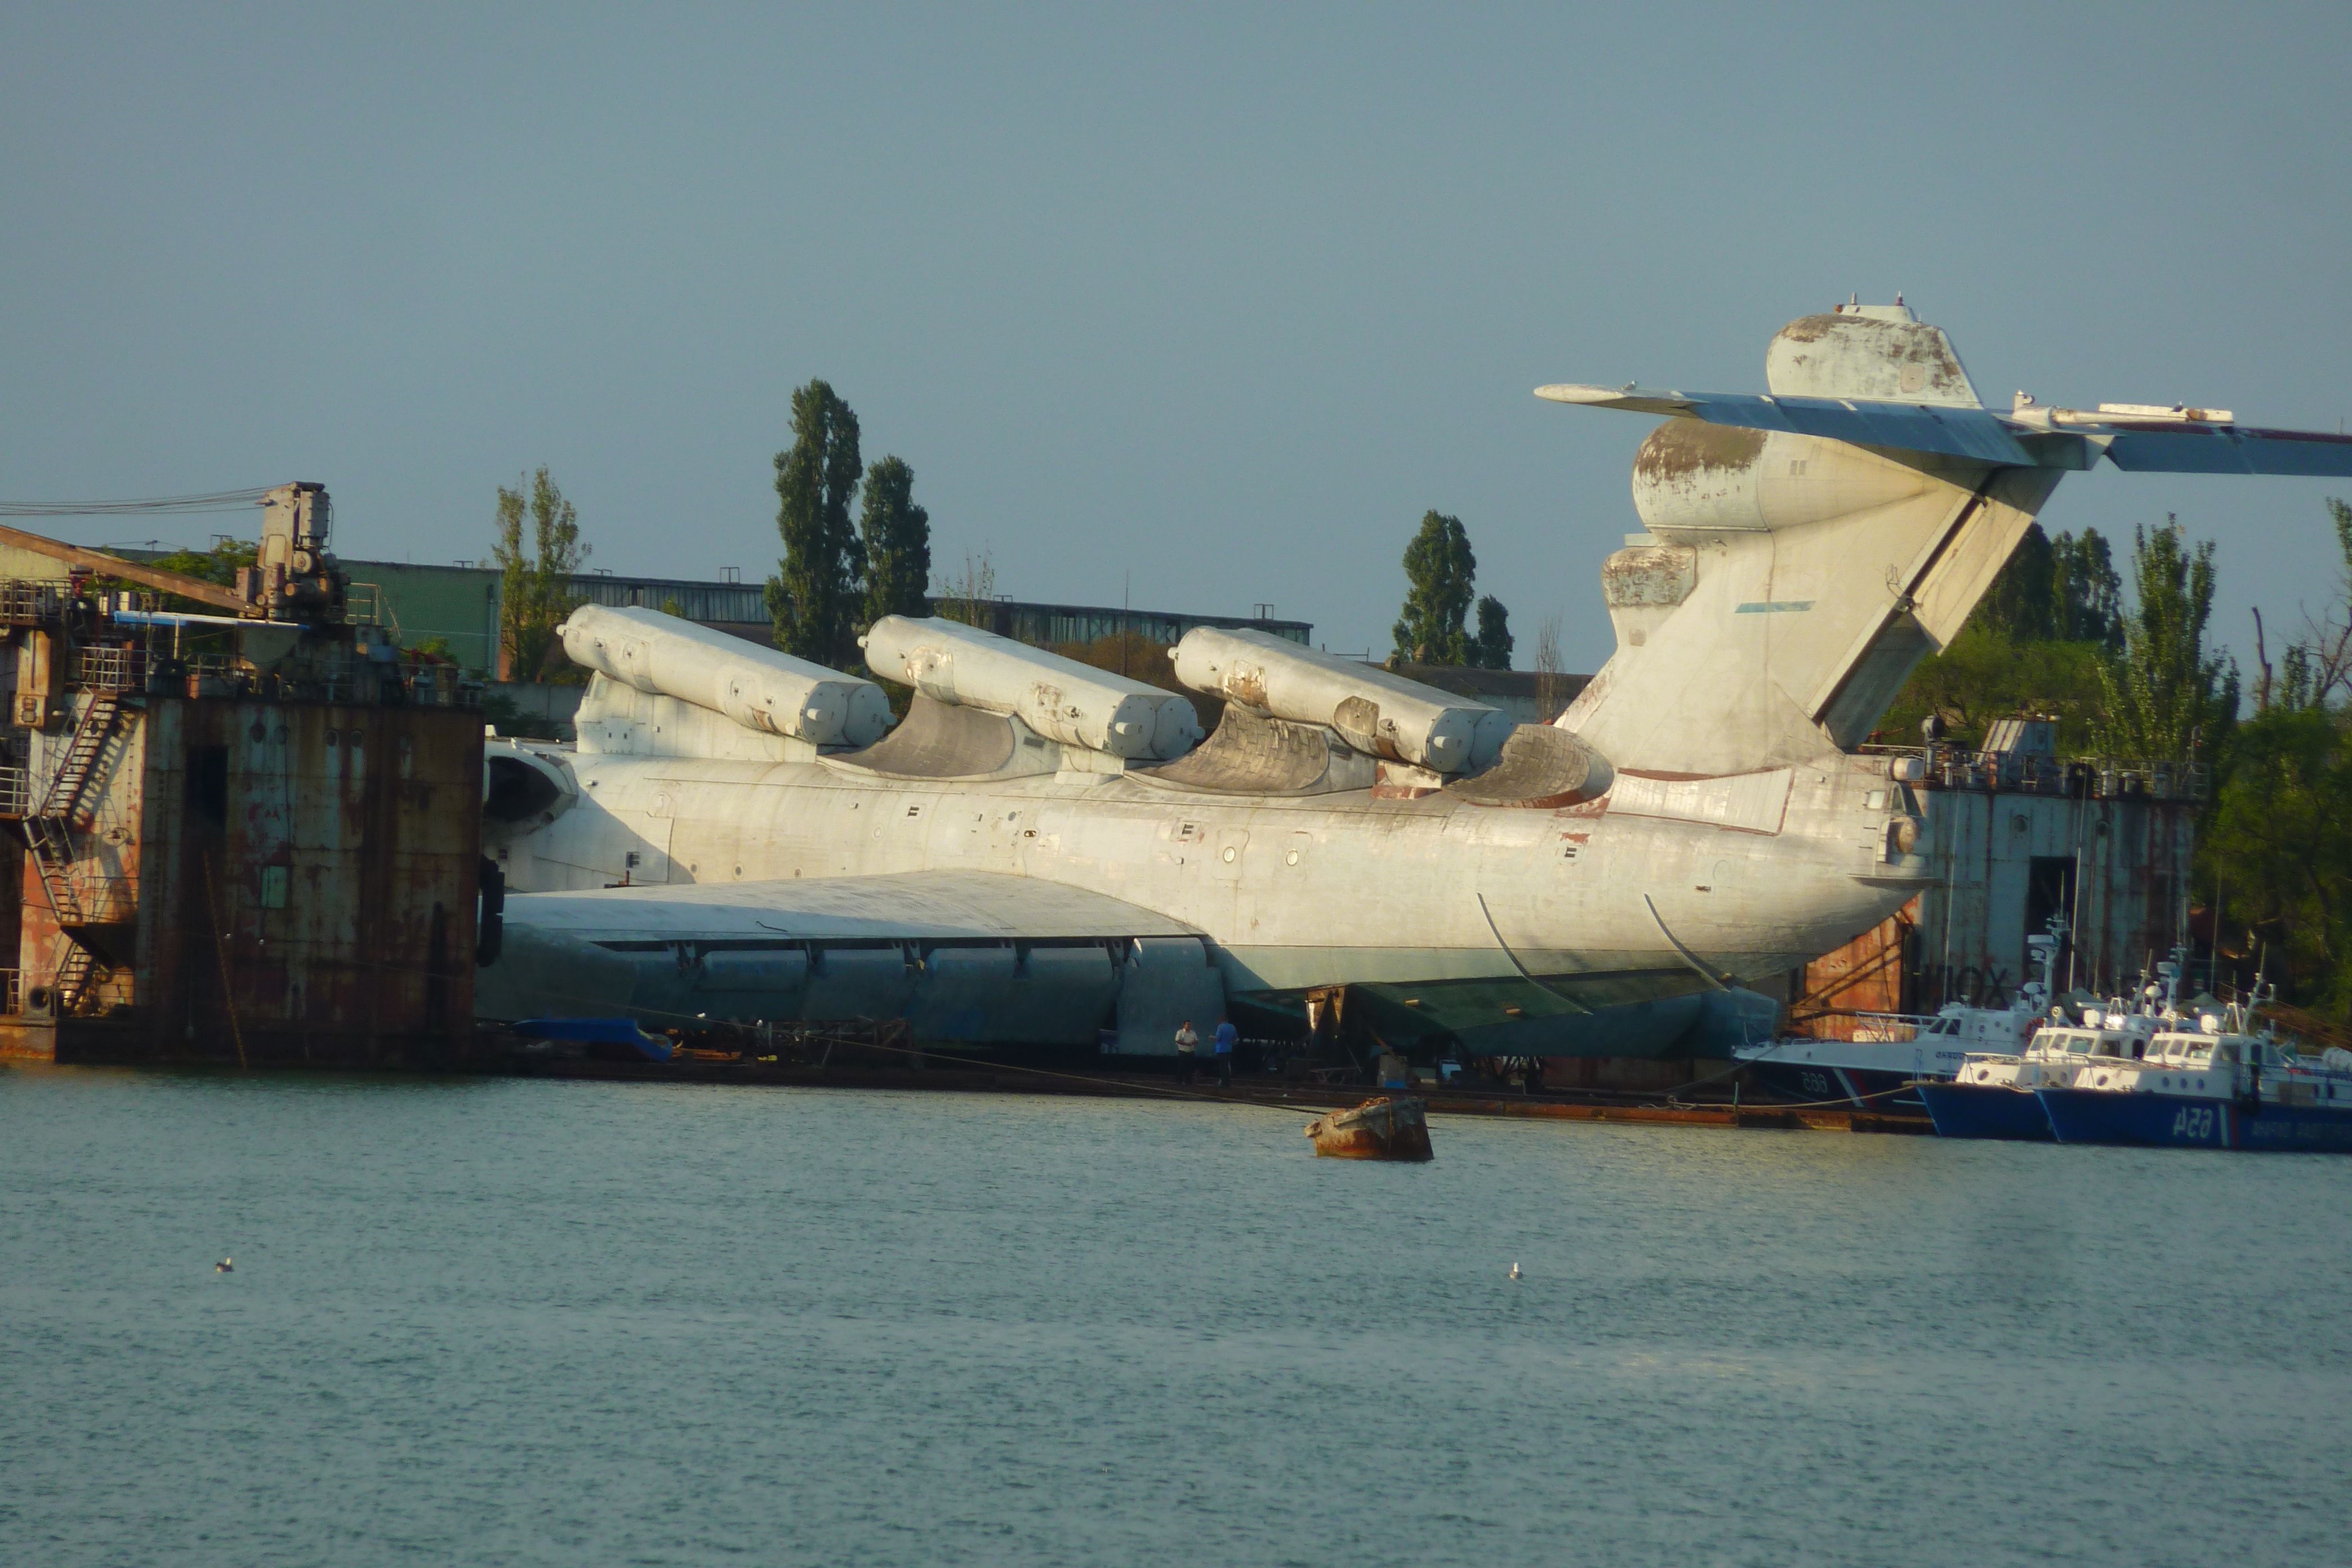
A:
[1916,1083,2052,1141]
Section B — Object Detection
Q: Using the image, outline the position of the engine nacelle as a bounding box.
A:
[1168,627,1511,773]
[861,616,1201,761]
[559,604,894,747]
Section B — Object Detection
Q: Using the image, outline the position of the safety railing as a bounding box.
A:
[1864,745,2210,802]
[70,645,146,692]
[0,580,66,625]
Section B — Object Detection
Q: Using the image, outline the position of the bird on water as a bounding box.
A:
[215,1258,233,1273]
[1508,1262,1521,1281]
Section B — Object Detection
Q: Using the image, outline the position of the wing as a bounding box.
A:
[1535,383,2035,466]
[480,871,1219,1049]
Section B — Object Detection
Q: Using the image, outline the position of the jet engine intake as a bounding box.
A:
[861,616,1202,761]
[559,604,894,747]
[1168,626,1511,773]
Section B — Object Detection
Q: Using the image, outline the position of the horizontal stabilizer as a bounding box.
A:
[1543,382,2352,476]
[2092,424,2352,476]
[1536,384,2034,466]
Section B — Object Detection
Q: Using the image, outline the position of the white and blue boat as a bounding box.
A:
[1915,1003,2158,1140]
[2037,1010,2352,1152]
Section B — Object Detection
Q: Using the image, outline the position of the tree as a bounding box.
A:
[1976,522,2122,647]
[492,466,590,681]
[1472,595,1513,670]
[1879,625,2111,747]
[1976,522,2056,640]
[933,550,996,629]
[766,380,864,667]
[1534,614,1569,721]
[2202,706,2352,1015]
[859,455,931,633]
[2050,527,2124,649]
[2253,498,2352,712]
[2097,517,2238,762]
[1392,511,1476,663]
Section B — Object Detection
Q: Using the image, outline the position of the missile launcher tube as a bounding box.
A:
[861,616,1201,760]
[1169,626,1509,773]
[559,604,894,747]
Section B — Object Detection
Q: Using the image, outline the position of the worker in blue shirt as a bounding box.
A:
[1212,1018,1237,1086]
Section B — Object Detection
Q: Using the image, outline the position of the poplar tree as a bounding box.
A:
[1392,511,1476,664]
[767,380,864,666]
[2097,517,2238,761]
[859,455,932,632]
[1472,595,1514,670]
[492,466,589,680]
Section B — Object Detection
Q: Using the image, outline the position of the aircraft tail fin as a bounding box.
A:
[1547,303,2051,776]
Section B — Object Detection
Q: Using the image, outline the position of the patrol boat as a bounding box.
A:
[1917,1004,2159,1140]
[1913,938,2161,1140]
[2036,1006,2352,1152]
[1734,991,2041,1112]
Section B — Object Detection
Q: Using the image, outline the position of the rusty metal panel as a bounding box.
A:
[4,694,483,1064]
[129,697,482,1064]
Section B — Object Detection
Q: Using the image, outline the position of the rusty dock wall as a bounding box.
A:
[1,685,483,1068]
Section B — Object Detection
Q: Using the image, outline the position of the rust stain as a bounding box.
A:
[1632,421,1765,484]
[1304,1095,1433,1160]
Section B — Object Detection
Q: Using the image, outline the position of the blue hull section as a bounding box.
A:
[1916,1083,2052,1141]
[2038,1089,2352,1152]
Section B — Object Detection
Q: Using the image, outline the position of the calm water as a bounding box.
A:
[3,1068,2347,1567]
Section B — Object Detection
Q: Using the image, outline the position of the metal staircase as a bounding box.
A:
[21,694,123,1014]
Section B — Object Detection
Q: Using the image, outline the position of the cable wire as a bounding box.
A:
[0,488,275,518]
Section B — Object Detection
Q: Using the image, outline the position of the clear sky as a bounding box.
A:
[3,3,2347,675]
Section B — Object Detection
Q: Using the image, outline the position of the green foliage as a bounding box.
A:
[767,379,865,667]
[2096,518,2237,762]
[1472,595,1513,670]
[94,537,258,616]
[1884,518,2212,755]
[1878,626,2111,748]
[2202,706,2352,1015]
[492,467,590,681]
[1975,522,2122,647]
[2051,527,2124,648]
[860,455,932,632]
[148,537,258,588]
[1392,511,1476,663]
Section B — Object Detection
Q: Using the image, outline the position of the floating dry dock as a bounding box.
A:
[0,488,484,1068]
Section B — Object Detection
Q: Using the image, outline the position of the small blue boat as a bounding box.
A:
[511,1016,674,1062]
